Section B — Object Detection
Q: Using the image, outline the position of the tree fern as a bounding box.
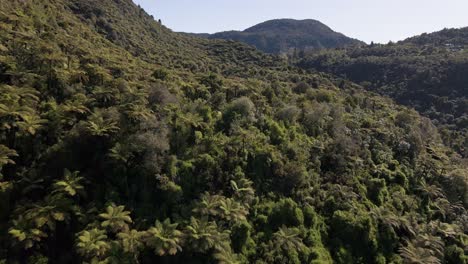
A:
[144,219,183,256]
[99,205,132,232]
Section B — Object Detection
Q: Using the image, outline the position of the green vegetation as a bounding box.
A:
[0,0,466,263]
[298,28,468,157]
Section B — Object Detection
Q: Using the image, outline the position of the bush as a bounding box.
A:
[152,68,169,80]
[223,97,255,127]
[268,198,304,229]
[293,82,311,93]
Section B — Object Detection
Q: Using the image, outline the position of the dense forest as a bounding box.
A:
[0,0,467,264]
[298,30,468,158]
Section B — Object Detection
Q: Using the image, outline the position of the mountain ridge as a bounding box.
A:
[189,18,364,54]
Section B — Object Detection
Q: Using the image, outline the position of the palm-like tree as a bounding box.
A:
[38,47,65,80]
[176,111,205,130]
[9,190,75,249]
[0,85,40,134]
[218,198,248,223]
[122,103,153,123]
[428,221,461,241]
[120,88,152,123]
[84,110,120,137]
[192,193,223,218]
[18,172,44,195]
[431,197,464,221]
[61,93,91,115]
[117,229,145,256]
[9,216,48,249]
[273,226,305,252]
[213,246,241,264]
[22,201,68,232]
[108,142,133,164]
[0,144,17,168]
[70,69,90,84]
[52,169,84,197]
[398,234,444,264]
[144,219,183,256]
[370,207,415,237]
[0,101,34,130]
[417,181,445,200]
[99,205,132,232]
[0,85,39,106]
[230,178,255,206]
[417,181,447,215]
[92,86,118,106]
[185,217,229,253]
[76,228,111,261]
[16,113,47,135]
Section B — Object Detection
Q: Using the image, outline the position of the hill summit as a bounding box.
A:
[194,19,364,54]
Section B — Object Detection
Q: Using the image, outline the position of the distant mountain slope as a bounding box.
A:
[298,27,468,156]
[402,26,468,47]
[195,19,364,54]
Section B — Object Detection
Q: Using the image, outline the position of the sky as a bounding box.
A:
[132,0,468,44]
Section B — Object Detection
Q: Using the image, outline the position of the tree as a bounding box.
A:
[117,229,145,261]
[52,169,84,197]
[0,85,42,139]
[9,216,48,250]
[62,93,91,115]
[99,205,133,233]
[152,68,169,81]
[76,228,111,261]
[200,73,223,91]
[370,207,415,238]
[417,181,445,200]
[223,97,255,128]
[230,178,255,206]
[16,114,47,136]
[213,246,241,264]
[0,144,17,169]
[218,198,248,223]
[273,226,305,252]
[265,226,306,264]
[398,235,444,264]
[92,86,119,106]
[84,110,120,137]
[293,82,311,94]
[144,219,183,256]
[192,193,223,218]
[185,217,229,253]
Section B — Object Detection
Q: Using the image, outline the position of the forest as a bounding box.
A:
[297,30,468,158]
[0,0,466,263]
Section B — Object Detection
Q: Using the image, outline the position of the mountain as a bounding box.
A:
[0,1,467,264]
[195,19,364,54]
[299,27,468,157]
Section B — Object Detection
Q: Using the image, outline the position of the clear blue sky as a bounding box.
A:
[133,0,467,44]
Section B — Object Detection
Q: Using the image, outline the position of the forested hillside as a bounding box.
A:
[298,30,468,158]
[0,0,467,264]
[191,19,363,54]
[402,27,468,47]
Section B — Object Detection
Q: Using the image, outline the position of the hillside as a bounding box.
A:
[195,19,364,54]
[402,27,468,47]
[0,1,467,264]
[299,28,468,157]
